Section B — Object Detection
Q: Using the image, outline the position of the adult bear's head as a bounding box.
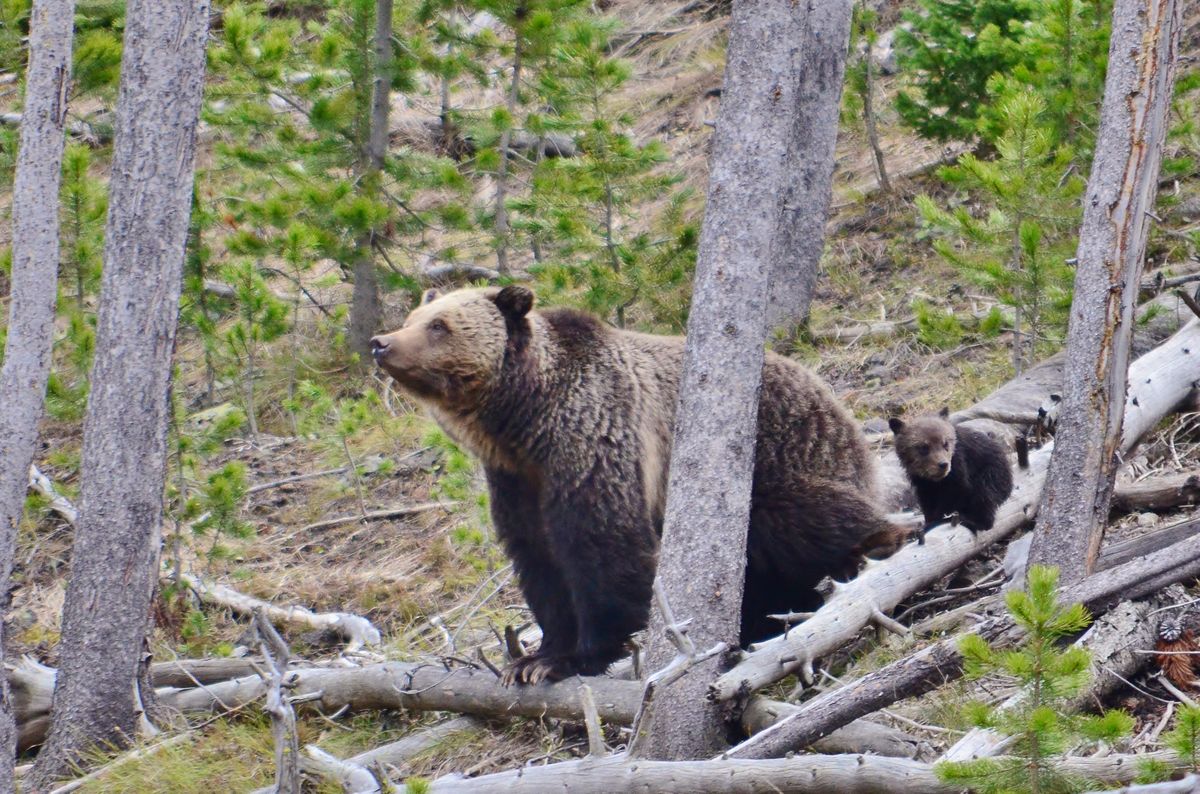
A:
[370,285,535,408]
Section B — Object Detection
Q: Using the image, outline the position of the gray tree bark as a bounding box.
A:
[638,0,809,761]
[1029,0,1182,583]
[347,0,393,360]
[27,0,210,787]
[766,0,854,334]
[0,0,76,786]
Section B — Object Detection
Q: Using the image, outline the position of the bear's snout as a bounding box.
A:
[369,335,390,361]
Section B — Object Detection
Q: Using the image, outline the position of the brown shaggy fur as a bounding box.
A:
[372,286,905,684]
[890,408,1014,539]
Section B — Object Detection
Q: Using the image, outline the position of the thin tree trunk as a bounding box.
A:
[766,0,854,334]
[638,0,810,761]
[493,21,523,276]
[348,0,393,361]
[0,0,76,786]
[860,1,889,195]
[27,0,209,786]
[1029,0,1182,583]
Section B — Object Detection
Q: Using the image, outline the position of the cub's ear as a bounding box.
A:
[938,406,951,419]
[888,417,905,434]
[421,288,442,305]
[494,285,535,320]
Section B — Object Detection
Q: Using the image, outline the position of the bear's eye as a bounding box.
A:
[918,444,930,455]
[943,441,950,451]
[428,319,450,335]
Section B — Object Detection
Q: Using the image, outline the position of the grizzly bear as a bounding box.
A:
[889,408,1015,540]
[371,286,906,684]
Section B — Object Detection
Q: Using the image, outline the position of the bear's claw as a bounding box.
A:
[500,652,574,686]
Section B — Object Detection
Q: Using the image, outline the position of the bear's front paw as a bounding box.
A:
[500,652,575,686]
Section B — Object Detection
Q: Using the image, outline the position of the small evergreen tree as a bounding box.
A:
[220,260,290,435]
[916,90,1082,373]
[937,565,1133,794]
[515,19,681,326]
[894,0,1032,141]
[59,143,106,306]
[209,2,460,361]
[466,0,589,274]
[1164,704,1200,773]
[845,0,890,193]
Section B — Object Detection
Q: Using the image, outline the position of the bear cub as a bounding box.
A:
[890,408,1016,540]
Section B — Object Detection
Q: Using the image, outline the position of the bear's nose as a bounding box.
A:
[938,461,950,472]
[369,336,390,360]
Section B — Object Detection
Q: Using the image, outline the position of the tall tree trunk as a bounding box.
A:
[348,0,393,361]
[638,0,809,761]
[27,0,210,786]
[765,0,854,335]
[859,0,890,196]
[0,0,76,786]
[1028,0,1181,583]
[493,24,523,276]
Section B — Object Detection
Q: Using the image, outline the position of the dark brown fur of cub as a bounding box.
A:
[890,408,1014,537]
[372,286,905,684]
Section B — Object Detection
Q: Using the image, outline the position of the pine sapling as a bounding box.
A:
[937,565,1134,794]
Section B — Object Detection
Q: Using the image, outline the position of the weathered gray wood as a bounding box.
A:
[0,0,75,784]
[639,0,808,760]
[721,521,1200,760]
[348,0,393,358]
[27,0,210,786]
[8,657,969,763]
[1111,471,1200,513]
[421,751,1180,793]
[1030,0,1183,583]
[766,0,853,331]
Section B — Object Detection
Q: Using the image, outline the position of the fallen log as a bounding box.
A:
[713,319,1200,703]
[1111,471,1200,513]
[721,520,1200,760]
[1088,775,1200,794]
[740,699,928,759]
[14,656,927,761]
[179,572,382,653]
[421,750,1181,793]
[149,657,261,688]
[249,716,486,794]
[28,465,78,525]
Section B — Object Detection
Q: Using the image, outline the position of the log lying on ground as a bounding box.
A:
[722,520,1200,760]
[180,572,382,653]
[714,319,1200,703]
[1089,775,1200,794]
[422,750,1182,793]
[149,657,262,688]
[15,656,922,761]
[1111,471,1200,513]
[28,465,79,525]
[248,716,486,794]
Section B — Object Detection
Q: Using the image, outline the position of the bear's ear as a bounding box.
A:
[421,288,442,305]
[493,285,535,320]
[938,406,951,419]
[888,417,905,433]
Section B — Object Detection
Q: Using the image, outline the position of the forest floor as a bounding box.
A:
[5,0,1200,790]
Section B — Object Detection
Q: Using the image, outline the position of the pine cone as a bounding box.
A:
[1156,616,1199,690]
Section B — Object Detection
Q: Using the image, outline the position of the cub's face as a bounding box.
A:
[890,412,957,481]
[370,285,534,409]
